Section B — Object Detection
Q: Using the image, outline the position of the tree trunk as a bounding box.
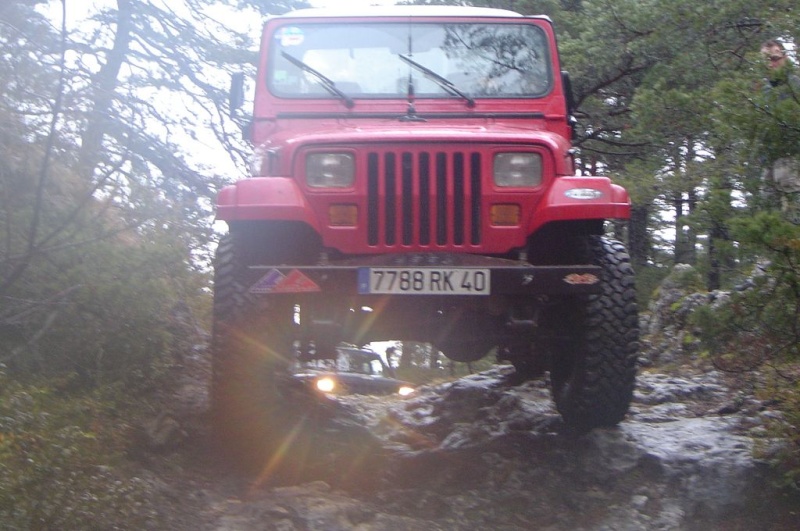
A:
[628,204,650,270]
[686,188,698,264]
[707,232,720,290]
[674,194,688,264]
[78,0,133,176]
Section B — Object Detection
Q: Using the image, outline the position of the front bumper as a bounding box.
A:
[246,253,602,297]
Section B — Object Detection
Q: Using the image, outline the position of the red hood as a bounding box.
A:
[254,119,573,174]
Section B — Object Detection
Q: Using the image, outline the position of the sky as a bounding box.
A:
[309,0,398,7]
[51,0,401,23]
[39,0,404,177]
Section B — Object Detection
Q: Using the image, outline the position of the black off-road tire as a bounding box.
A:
[548,235,638,433]
[211,230,384,487]
[211,233,298,479]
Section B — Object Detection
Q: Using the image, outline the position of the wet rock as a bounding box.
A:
[158,320,800,530]
[633,372,727,405]
[133,411,188,455]
[212,481,446,531]
[344,368,797,530]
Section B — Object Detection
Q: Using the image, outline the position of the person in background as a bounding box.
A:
[760,39,800,89]
[759,39,800,221]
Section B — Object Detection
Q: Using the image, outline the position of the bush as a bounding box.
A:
[0,365,170,529]
[753,378,800,489]
[692,211,800,485]
[2,229,210,387]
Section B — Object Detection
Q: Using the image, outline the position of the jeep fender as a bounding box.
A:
[216,177,321,231]
[529,176,630,233]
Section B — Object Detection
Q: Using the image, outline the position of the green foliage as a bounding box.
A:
[663,263,705,292]
[757,380,800,489]
[692,27,800,468]
[691,211,800,484]
[1,209,208,383]
[681,332,697,346]
[636,265,670,307]
[712,64,800,173]
[0,366,167,529]
[0,3,213,385]
[691,217,800,365]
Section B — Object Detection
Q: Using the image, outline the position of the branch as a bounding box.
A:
[0,284,82,364]
[0,0,68,297]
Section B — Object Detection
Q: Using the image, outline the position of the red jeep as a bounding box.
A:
[214,6,638,467]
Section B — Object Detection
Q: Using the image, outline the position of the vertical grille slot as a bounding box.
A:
[470,153,482,245]
[436,153,448,245]
[419,153,431,245]
[384,153,397,245]
[366,149,482,248]
[402,153,414,245]
[367,153,379,245]
[453,153,465,245]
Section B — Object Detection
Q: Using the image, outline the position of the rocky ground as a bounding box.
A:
[128,349,800,531]
[127,266,800,530]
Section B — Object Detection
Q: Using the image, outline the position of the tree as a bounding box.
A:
[0,0,269,379]
[409,1,796,288]
[548,0,795,288]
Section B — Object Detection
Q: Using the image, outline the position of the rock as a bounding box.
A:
[617,417,760,514]
[149,298,800,531]
[326,367,799,530]
[212,481,446,531]
[136,411,188,454]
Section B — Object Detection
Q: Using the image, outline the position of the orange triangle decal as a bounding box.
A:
[272,269,321,293]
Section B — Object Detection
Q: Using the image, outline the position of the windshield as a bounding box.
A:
[336,351,385,376]
[268,22,552,99]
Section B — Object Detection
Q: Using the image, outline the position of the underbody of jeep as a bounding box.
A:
[214,6,638,445]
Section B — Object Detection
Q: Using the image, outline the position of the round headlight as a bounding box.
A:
[315,376,336,393]
[494,153,542,187]
[307,153,355,188]
[398,386,415,396]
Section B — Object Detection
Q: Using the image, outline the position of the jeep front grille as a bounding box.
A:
[366,150,482,247]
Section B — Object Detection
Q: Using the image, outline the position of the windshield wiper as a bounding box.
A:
[399,54,475,108]
[281,51,354,109]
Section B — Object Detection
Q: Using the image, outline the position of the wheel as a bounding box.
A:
[547,235,638,433]
[211,230,384,487]
[211,232,299,479]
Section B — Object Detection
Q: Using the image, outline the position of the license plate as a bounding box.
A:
[358,268,490,295]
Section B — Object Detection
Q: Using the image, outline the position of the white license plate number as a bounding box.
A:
[359,268,490,295]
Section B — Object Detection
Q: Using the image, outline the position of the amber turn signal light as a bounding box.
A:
[490,204,521,226]
[329,204,358,226]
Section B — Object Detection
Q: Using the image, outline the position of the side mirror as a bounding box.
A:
[228,72,253,141]
[561,71,578,137]
[561,70,576,117]
[229,72,245,118]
